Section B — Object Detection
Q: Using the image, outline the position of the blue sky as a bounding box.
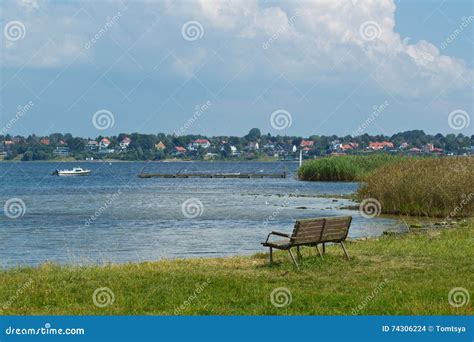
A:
[1,0,472,137]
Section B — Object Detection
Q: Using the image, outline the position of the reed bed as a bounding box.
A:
[358,157,474,217]
[298,154,406,181]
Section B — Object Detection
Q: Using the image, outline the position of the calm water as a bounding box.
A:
[0,161,405,267]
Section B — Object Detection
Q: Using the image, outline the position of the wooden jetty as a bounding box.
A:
[138,172,287,179]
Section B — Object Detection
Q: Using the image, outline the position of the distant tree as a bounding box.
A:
[22,150,33,161]
[245,128,261,141]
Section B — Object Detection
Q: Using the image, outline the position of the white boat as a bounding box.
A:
[54,167,91,176]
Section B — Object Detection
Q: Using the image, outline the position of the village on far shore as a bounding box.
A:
[1,128,473,162]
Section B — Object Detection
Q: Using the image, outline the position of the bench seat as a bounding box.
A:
[261,216,352,269]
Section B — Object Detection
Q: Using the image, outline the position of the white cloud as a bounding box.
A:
[1,0,472,96]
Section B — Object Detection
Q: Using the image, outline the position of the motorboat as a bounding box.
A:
[53,167,91,176]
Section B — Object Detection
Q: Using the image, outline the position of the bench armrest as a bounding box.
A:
[265,231,291,243]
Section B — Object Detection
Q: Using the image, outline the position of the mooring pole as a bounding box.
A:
[299,149,303,167]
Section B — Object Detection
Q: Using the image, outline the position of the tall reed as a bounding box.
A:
[358,157,474,217]
[298,154,406,181]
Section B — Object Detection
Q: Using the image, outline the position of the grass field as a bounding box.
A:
[1,220,472,315]
[298,154,407,181]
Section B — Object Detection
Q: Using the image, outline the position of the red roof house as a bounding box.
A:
[368,141,394,150]
[300,140,314,148]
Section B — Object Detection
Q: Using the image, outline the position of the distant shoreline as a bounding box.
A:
[0,158,300,163]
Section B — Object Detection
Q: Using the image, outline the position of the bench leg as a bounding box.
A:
[296,246,302,259]
[288,249,300,270]
[340,241,350,260]
[315,244,324,259]
[322,243,326,254]
[269,247,273,265]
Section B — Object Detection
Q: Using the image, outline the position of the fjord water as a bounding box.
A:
[0,162,405,267]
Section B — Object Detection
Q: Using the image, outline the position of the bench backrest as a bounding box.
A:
[291,216,352,246]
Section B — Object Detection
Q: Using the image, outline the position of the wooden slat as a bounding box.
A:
[323,226,348,233]
[297,220,325,228]
[282,216,352,246]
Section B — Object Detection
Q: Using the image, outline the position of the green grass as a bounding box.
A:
[358,156,474,217]
[298,154,408,181]
[1,220,472,315]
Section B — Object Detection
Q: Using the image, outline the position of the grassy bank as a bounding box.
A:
[1,220,472,315]
[358,157,474,217]
[298,154,407,181]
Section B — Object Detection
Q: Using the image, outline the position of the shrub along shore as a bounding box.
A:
[298,154,407,182]
[299,155,473,217]
[0,220,472,315]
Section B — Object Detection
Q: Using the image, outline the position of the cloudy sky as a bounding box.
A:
[1,0,472,137]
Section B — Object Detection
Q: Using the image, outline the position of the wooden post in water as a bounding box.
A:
[299,149,303,167]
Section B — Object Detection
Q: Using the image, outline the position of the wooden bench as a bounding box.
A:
[261,216,352,269]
